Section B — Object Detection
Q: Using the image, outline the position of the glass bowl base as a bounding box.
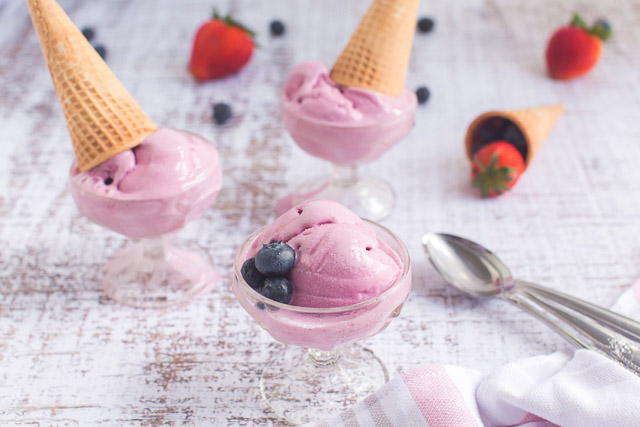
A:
[275,170,395,221]
[102,236,218,310]
[260,344,389,425]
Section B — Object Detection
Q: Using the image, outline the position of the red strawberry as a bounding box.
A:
[189,10,255,81]
[546,14,611,80]
[471,141,525,198]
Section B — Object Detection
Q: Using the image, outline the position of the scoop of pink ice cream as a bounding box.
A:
[70,127,222,238]
[282,61,417,165]
[248,200,402,308]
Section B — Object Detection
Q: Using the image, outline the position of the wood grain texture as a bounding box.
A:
[2,0,640,424]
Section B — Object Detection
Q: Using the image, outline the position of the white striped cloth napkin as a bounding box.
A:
[313,279,640,427]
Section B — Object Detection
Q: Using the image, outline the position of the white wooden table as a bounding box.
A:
[2,0,640,424]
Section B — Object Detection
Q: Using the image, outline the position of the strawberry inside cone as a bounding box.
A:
[471,141,525,198]
[471,117,528,163]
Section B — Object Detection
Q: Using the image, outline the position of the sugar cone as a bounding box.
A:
[329,0,419,97]
[26,0,156,172]
[465,104,564,167]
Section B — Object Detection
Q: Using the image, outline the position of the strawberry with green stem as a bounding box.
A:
[471,141,525,198]
[546,14,612,80]
[189,10,255,81]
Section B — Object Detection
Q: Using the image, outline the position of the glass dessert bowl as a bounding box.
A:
[26,0,222,311]
[277,62,417,222]
[232,200,412,425]
[70,128,223,310]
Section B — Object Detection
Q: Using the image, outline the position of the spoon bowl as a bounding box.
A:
[422,233,512,297]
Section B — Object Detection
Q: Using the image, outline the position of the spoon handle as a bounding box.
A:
[513,285,640,375]
[502,292,590,350]
[517,280,640,341]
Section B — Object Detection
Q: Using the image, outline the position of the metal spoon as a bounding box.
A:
[422,232,640,375]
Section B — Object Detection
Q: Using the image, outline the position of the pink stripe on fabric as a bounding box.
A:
[510,412,557,426]
[402,365,480,427]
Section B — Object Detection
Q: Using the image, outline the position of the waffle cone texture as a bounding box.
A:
[465,105,564,167]
[26,0,156,172]
[330,0,419,97]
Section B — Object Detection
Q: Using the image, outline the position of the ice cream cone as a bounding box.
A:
[26,0,156,172]
[329,0,419,98]
[465,104,564,167]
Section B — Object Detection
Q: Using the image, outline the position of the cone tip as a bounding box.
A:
[329,0,419,97]
[27,0,157,171]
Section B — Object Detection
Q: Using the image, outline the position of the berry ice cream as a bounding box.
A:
[282,61,416,166]
[246,199,402,308]
[234,200,411,350]
[70,127,222,239]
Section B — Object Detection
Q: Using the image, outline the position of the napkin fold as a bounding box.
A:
[315,279,640,427]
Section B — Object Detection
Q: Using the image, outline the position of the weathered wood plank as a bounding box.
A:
[1,0,640,424]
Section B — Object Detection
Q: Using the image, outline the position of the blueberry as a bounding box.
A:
[501,122,527,160]
[81,27,95,42]
[255,301,280,312]
[594,19,611,31]
[212,103,232,125]
[259,276,293,304]
[415,86,430,105]
[591,19,612,41]
[270,20,285,36]
[417,17,435,33]
[241,258,266,290]
[255,241,296,276]
[94,44,107,60]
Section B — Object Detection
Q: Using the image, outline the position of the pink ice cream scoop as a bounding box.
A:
[282,61,417,166]
[70,127,222,239]
[235,200,411,350]
[247,199,402,308]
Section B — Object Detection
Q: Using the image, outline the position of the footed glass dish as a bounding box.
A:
[278,63,417,222]
[69,129,222,310]
[233,220,412,424]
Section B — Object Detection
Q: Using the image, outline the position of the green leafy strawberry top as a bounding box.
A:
[472,153,516,198]
[213,9,255,38]
[570,13,612,41]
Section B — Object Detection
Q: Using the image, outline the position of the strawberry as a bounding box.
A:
[471,141,525,198]
[189,10,255,81]
[546,14,611,80]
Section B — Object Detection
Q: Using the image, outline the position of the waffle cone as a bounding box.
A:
[330,0,419,97]
[465,104,564,167]
[26,0,156,172]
